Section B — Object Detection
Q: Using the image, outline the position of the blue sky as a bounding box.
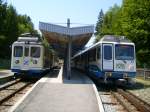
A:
[7,0,122,30]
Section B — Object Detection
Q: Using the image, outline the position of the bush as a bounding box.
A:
[0,58,10,69]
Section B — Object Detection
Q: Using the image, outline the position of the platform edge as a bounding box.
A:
[92,84,105,112]
[8,77,42,112]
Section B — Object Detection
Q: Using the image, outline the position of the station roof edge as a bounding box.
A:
[39,21,94,36]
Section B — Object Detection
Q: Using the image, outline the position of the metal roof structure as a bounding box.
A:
[39,21,94,57]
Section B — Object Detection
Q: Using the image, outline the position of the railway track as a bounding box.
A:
[0,78,21,91]
[0,79,35,112]
[98,84,150,112]
[112,89,150,112]
[99,88,126,112]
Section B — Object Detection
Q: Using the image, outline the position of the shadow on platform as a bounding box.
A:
[45,69,60,78]
[63,69,93,84]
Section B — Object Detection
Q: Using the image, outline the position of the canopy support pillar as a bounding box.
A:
[67,18,72,80]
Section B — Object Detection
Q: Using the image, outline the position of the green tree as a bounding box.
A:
[96,0,150,67]
[0,0,7,41]
[96,4,121,41]
[121,0,150,66]
[17,15,34,35]
[95,9,104,35]
[0,1,37,59]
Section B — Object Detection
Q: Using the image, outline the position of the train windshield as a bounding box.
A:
[115,44,134,60]
[31,47,40,58]
[14,46,23,57]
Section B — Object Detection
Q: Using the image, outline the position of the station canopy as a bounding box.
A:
[39,22,94,58]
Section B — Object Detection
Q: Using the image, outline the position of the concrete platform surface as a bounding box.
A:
[10,68,104,112]
[14,83,100,112]
[0,70,13,78]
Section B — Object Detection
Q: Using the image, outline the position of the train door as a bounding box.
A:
[102,44,113,71]
[22,45,30,70]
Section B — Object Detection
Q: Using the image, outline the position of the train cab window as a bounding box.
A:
[31,47,40,58]
[25,47,29,57]
[115,45,134,60]
[104,46,112,60]
[14,46,23,57]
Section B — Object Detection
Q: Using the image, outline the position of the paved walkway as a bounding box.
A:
[10,67,104,112]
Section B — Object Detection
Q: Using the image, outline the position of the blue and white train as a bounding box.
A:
[72,35,136,82]
[11,33,55,78]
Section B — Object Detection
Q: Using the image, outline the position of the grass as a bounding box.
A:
[0,69,8,71]
[136,77,150,86]
[126,77,150,90]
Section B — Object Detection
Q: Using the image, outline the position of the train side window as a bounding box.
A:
[31,47,40,58]
[89,51,92,61]
[97,46,101,60]
[89,48,96,61]
[14,46,23,57]
[94,48,96,61]
[89,65,100,72]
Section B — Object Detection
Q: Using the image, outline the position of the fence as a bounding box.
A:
[0,59,10,69]
[136,68,150,80]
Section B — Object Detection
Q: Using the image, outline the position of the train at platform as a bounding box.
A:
[72,35,136,83]
[11,33,56,78]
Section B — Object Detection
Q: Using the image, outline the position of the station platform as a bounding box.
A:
[0,70,13,78]
[9,67,104,112]
[0,70,14,85]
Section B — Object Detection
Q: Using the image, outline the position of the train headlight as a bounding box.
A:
[33,60,37,64]
[15,60,19,64]
[128,65,134,71]
[106,72,112,77]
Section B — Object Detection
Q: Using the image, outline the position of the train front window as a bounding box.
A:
[25,47,29,57]
[115,45,134,60]
[14,46,23,57]
[31,47,40,58]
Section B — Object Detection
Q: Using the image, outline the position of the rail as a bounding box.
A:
[0,83,31,105]
[117,89,150,112]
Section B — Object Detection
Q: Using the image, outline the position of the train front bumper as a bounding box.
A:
[11,68,47,77]
[103,71,136,79]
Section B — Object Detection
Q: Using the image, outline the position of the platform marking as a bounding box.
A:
[56,66,63,83]
[92,84,105,112]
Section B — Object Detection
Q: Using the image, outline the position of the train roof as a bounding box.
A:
[12,37,42,45]
[17,37,39,42]
[72,35,134,59]
[100,35,132,43]
[12,33,42,45]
